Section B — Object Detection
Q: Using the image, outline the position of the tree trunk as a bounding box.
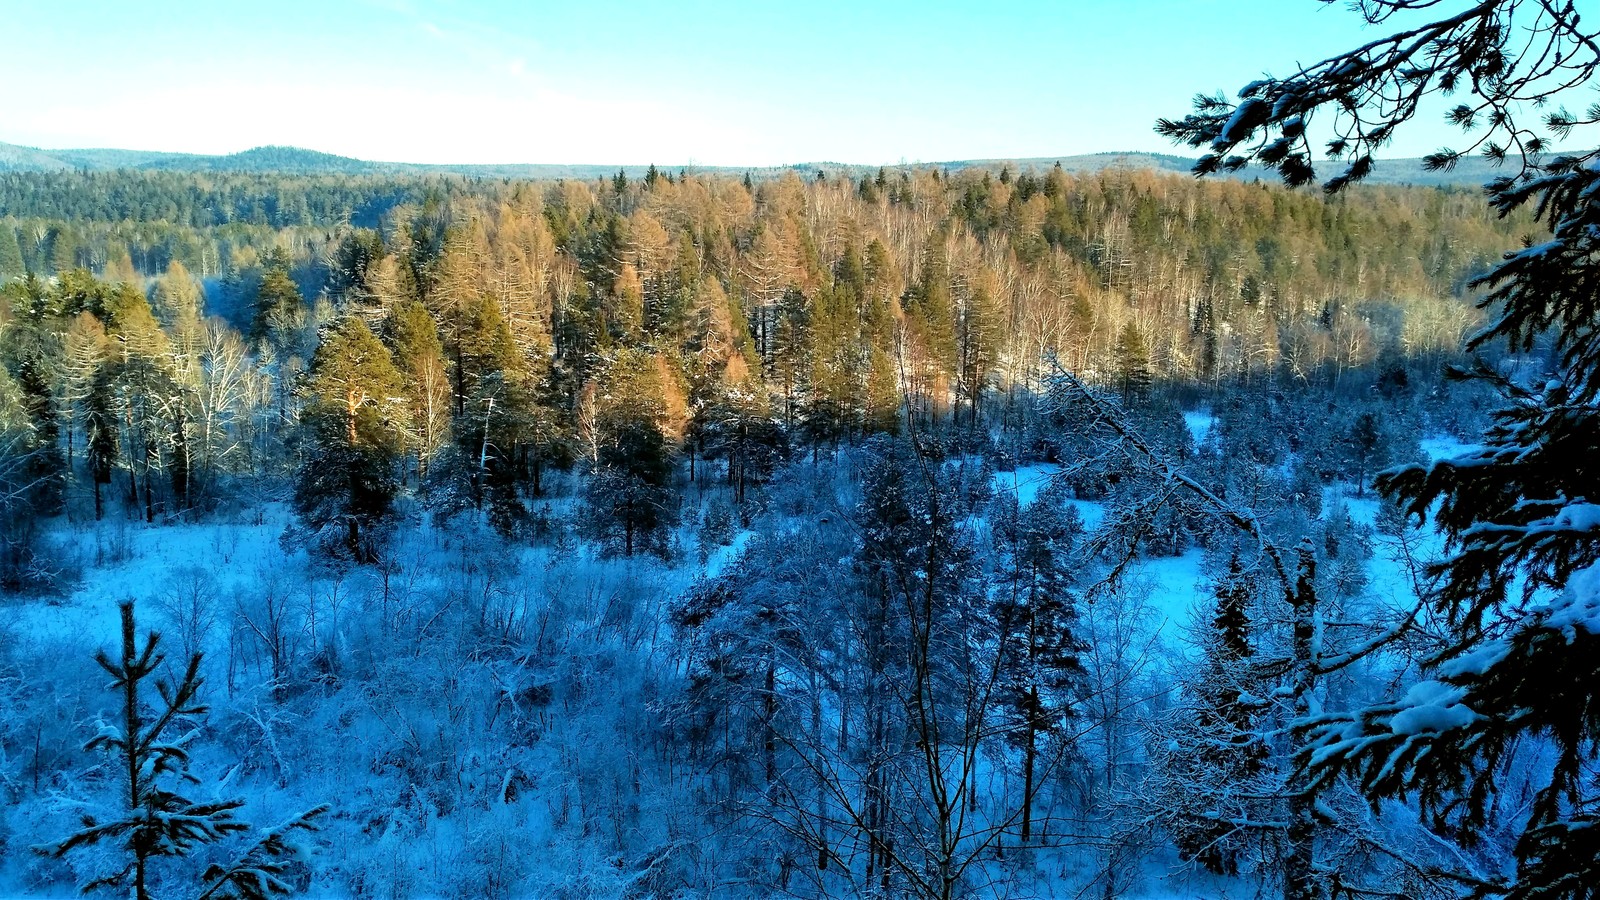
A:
[1284,541,1319,900]
[1021,720,1037,843]
[117,604,150,900]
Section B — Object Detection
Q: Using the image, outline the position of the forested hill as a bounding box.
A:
[0,138,1512,185]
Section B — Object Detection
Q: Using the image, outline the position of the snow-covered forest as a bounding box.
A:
[0,156,1532,898]
[4,2,1600,893]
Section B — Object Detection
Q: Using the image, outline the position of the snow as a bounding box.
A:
[1555,503,1600,533]
[1388,681,1481,735]
[0,429,1514,898]
[1545,560,1600,639]
[1182,409,1215,448]
[991,462,1058,508]
[989,463,1106,528]
[5,509,295,652]
[1419,436,1482,462]
[702,529,752,577]
[1136,550,1209,635]
[1437,639,1512,679]
[1216,97,1268,145]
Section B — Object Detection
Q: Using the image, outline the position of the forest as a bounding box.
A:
[8,0,1600,897]
[0,148,1550,900]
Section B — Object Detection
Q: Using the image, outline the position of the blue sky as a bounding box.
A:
[1,0,1471,165]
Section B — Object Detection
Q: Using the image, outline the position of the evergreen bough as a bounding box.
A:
[42,601,327,900]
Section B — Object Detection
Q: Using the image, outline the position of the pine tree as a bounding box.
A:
[1343,410,1385,498]
[328,230,386,306]
[0,223,25,280]
[48,226,81,274]
[42,601,326,900]
[863,346,901,436]
[586,418,673,557]
[252,268,304,353]
[85,365,120,522]
[151,260,205,334]
[291,317,406,562]
[1113,321,1152,404]
[0,364,58,591]
[583,351,679,556]
[957,279,1003,430]
[103,283,181,521]
[433,293,533,533]
[610,262,645,344]
[904,237,957,378]
[703,383,785,506]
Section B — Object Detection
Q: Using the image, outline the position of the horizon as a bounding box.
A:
[0,138,1249,170]
[6,1,1480,167]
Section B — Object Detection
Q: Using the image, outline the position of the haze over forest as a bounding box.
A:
[0,137,1517,187]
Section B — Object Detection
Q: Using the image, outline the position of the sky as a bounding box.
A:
[1,0,1478,166]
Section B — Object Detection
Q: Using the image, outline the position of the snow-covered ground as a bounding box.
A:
[1183,409,1215,448]
[985,431,1471,653]
[992,462,1106,528]
[0,429,1481,899]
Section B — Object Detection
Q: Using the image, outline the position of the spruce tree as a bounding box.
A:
[0,364,58,591]
[1343,410,1386,498]
[1160,4,1600,895]
[42,601,326,900]
[1113,321,1152,404]
[151,261,205,334]
[382,300,451,484]
[990,483,1087,844]
[439,293,531,534]
[583,351,678,556]
[252,268,304,353]
[1151,552,1272,876]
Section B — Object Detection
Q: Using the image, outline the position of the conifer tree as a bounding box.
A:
[291,317,406,562]
[904,238,957,379]
[609,262,645,344]
[989,482,1087,844]
[704,383,785,505]
[1150,552,1272,876]
[382,300,450,484]
[42,601,326,900]
[102,283,181,521]
[583,350,679,556]
[0,223,25,280]
[0,364,58,591]
[48,226,81,275]
[327,230,386,306]
[437,293,531,533]
[252,268,304,354]
[1113,320,1152,404]
[1343,410,1386,498]
[1161,5,1600,896]
[957,279,1003,430]
[151,261,204,335]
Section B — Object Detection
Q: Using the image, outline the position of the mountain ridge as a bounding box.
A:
[0,139,1511,187]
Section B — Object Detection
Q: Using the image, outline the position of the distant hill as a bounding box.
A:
[144,145,385,175]
[927,151,1515,188]
[0,142,76,171]
[0,139,1517,188]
